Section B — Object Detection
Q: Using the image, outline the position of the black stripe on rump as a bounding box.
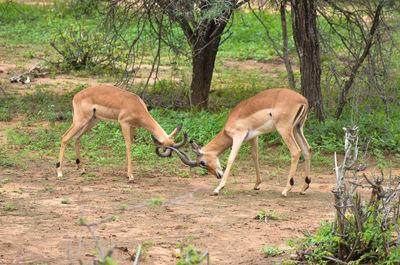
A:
[293,105,305,123]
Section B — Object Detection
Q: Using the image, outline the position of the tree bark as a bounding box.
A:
[290,0,325,122]
[190,39,220,109]
[280,0,296,91]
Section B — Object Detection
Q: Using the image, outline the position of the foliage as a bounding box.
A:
[292,215,400,265]
[50,23,119,71]
[3,85,400,173]
[305,107,400,154]
[98,256,117,265]
[61,198,71,204]
[261,246,282,258]
[150,197,165,206]
[176,243,209,265]
[54,0,103,18]
[4,204,15,211]
[256,209,281,222]
[290,127,400,264]
[0,147,18,168]
[219,10,295,60]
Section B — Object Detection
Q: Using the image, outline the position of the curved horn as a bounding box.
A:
[155,147,172,157]
[152,135,173,157]
[173,130,188,148]
[166,146,198,167]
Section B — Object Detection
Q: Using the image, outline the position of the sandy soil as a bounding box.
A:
[0,151,341,265]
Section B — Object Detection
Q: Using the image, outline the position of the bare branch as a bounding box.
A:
[133,244,142,265]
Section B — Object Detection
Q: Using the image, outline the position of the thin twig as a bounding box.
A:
[133,244,142,265]
[323,255,348,265]
[86,225,105,259]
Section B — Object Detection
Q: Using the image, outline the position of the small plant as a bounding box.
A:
[120,203,127,210]
[180,171,190,178]
[187,235,198,240]
[261,245,282,258]
[111,215,118,221]
[2,177,12,183]
[275,259,298,265]
[12,189,25,194]
[23,50,36,59]
[4,204,15,211]
[61,198,71,204]
[77,217,87,226]
[255,209,281,223]
[176,243,209,265]
[150,197,165,206]
[98,256,117,265]
[139,240,156,261]
[0,148,18,167]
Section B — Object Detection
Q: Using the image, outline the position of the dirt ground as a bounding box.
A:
[0,153,340,265]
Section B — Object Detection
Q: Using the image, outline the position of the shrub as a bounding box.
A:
[290,127,400,265]
[50,23,121,71]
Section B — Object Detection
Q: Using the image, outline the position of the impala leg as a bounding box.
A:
[73,118,100,174]
[121,123,134,182]
[57,120,90,178]
[250,137,261,190]
[130,127,136,144]
[293,120,311,195]
[277,127,301,197]
[214,135,245,195]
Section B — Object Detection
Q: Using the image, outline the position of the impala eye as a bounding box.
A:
[200,160,207,167]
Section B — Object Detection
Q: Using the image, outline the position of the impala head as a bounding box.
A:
[167,142,224,179]
[152,123,188,157]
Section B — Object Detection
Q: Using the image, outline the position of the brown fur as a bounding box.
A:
[193,88,311,196]
[57,85,180,181]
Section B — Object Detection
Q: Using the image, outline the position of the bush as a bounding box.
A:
[290,127,400,265]
[50,24,121,71]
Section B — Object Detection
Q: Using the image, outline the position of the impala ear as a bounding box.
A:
[190,141,203,156]
[168,123,183,139]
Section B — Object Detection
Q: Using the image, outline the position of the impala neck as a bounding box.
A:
[140,115,170,144]
[202,129,232,157]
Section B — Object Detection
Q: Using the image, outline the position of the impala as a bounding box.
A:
[56,85,187,181]
[167,88,311,196]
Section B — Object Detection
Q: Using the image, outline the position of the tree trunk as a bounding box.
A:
[280,0,296,91]
[290,0,325,122]
[190,32,223,109]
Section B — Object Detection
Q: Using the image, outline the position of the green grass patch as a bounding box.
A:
[4,86,400,175]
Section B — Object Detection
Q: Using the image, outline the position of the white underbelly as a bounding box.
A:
[245,120,275,140]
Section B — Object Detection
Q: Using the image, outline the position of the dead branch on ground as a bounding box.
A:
[10,62,49,84]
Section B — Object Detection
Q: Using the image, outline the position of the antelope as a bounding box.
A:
[56,85,187,181]
[167,88,311,196]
